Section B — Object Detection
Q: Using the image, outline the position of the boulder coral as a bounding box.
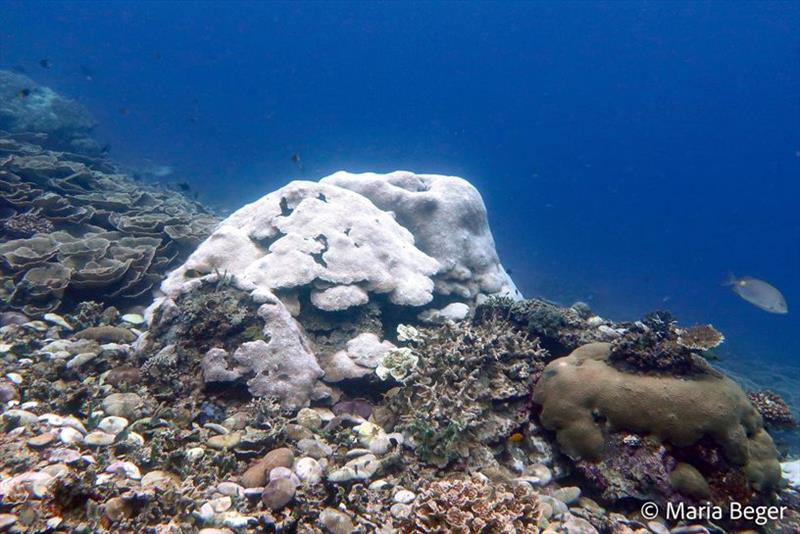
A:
[533,342,783,503]
[320,171,519,300]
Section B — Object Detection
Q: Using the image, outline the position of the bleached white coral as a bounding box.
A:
[161,180,440,311]
[199,291,323,410]
[376,347,419,382]
[321,171,520,301]
[397,324,424,344]
[318,332,395,382]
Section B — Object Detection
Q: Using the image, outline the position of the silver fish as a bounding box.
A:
[726,275,788,314]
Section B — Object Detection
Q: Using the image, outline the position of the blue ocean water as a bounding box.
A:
[2,0,798,378]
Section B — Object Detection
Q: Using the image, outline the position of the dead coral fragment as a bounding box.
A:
[407,475,540,533]
[676,324,725,351]
[748,389,797,429]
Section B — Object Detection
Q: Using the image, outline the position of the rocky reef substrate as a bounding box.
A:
[0,295,799,533]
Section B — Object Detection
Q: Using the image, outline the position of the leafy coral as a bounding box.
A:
[405,475,541,533]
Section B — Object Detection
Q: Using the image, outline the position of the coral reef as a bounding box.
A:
[533,342,783,506]
[0,133,216,315]
[0,78,795,531]
[385,316,547,467]
[0,268,796,533]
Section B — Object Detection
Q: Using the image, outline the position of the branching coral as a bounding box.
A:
[474,296,602,354]
[406,475,540,533]
[385,316,546,467]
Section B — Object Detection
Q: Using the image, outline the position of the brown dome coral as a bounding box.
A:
[533,342,783,505]
[405,475,541,533]
[0,133,217,315]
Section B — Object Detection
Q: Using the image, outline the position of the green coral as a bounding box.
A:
[407,418,466,466]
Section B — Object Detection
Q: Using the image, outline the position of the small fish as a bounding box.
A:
[17,88,31,99]
[508,432,524,443]
[80,65,94,81]
[119,107,130,116]
[290,153,303,170]
[39,59,51,69]
[505,268,513,275]
[100,144,111,154]
[176,182,191,192]
[725,275,788,314]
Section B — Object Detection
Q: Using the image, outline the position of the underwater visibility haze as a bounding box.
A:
[1,1,800,532]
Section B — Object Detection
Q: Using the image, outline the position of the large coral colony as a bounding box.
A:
[0,71,798,534]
